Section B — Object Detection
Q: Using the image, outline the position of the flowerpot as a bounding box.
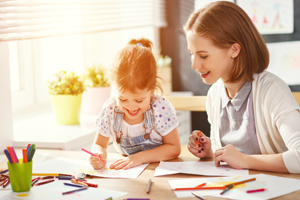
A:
[82,87,111,115]
[51,94,82,125]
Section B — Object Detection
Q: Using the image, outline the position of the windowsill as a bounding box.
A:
[13,107,97,150]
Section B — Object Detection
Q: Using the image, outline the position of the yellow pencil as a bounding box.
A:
[32,173,59,176]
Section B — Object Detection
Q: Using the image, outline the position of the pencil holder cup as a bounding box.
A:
[7,159,32,192]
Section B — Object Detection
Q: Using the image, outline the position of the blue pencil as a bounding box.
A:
[64,182,85,188]
[0,169,9,174]
[3,150,13,163]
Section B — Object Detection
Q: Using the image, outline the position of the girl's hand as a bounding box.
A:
[214,144,248,169]
[110,154,143,170]
[187,130,212,158]
[89,153,106,170]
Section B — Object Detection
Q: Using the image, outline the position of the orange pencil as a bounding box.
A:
[196,131,202,147]
[22,149,28,163]
[173,186,226,191]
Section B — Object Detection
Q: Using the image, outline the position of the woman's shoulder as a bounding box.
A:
[253,71,290,92]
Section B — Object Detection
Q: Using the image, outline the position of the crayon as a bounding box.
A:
[8,147,18,163]
[0,177,6,182]
[32,173,59,176]
[71,179,88,187]
[27,145,32,158]
[62,187,87,195]
[58,176,74,180]
[41,176,55,180]
[28,148,36,162]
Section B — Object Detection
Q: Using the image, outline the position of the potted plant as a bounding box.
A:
[81,65,111,115]
[47,70,84,125]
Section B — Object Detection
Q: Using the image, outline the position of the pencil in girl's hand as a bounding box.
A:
[196,131,202,147]
[81,148,101,158]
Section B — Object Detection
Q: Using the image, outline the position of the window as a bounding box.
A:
[0,0,167,114]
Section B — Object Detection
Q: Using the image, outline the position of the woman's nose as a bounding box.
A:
[191,57,201,70]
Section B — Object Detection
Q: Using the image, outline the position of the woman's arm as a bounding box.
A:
[110,128,181,170]
[214,144,289,173]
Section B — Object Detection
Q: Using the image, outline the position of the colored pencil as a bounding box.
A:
[196,131,201,147]
[173,186,226,191]
[224,178,256,187]
[146,179,152,194]
[3,178,10,188]
[62,187,87,195]
[41,176,55,180]
[35,179,54,186]
[32,173,59,176]
[246,188,267,193]
[0,169,9,174]
[77,180,98,188]
[64,182,85,188]
[8,147,19,163]
[4,149,13,163]
[220,184,234,195]
[31,178,39,186]
[81,148,101,158]
[27,145,32,158]
[192,192,205,200]
[71,179,88,187]
[31,177,41,182]
[22,149,28,163]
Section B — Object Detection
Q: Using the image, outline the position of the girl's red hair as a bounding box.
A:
[108,38,162,94]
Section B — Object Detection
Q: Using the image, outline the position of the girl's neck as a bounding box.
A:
[123,114,144,125]
[224,79,247,99]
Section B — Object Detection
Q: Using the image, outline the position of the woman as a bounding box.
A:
[185,1,300,173]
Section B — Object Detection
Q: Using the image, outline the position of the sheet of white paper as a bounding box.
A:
[33,156,148,179]
[169,174,300,199]
[0,179,127,200]
[155,161,248,176]
[78,159,149,179]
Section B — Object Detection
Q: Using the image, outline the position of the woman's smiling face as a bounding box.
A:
[186,30,235,85]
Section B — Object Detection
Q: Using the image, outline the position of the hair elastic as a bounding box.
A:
[137,43,143,46]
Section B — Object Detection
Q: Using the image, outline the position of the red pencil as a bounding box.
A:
[246,188,267,193]
[35,179,54,186]
[3,179,10,188]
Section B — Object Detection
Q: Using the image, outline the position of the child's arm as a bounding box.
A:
[90,132,110,170]
[110,128,181,170]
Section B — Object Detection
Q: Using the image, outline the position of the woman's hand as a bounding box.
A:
[110,154,143,170]
[89,153,106,170]
[214,144,248,169]
[187,130,212,158]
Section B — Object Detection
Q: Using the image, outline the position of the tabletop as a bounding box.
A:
[29,146,300,200]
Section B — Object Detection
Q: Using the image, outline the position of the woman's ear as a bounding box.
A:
[230,43,241,58]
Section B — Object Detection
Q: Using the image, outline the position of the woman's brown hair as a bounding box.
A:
[184,1,269,83]
[108,38,163,94]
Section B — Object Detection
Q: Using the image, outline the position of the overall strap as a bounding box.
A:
[114,107,124,143]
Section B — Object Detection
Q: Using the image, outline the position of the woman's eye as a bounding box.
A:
[119,98,126,102]
[200,55,208,59]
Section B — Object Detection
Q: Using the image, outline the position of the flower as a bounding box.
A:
[47,70,84,95]
[82,65,109,87]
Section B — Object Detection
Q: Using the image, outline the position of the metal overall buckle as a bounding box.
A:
[143,107,155,140]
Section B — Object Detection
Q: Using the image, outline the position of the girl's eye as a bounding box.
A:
[136,100,143,103]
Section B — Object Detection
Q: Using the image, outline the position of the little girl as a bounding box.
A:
[89,38,181,170]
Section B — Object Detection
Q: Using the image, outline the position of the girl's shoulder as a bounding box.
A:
[151,95,179,135]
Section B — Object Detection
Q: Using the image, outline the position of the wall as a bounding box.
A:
[160,0,300,137]
[0,42,14,149]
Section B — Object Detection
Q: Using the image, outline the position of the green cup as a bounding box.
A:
[7,159,32,192]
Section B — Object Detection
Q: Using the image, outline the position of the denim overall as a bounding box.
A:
[113,107,163,155]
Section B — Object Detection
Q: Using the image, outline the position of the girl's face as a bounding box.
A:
[116,88,152,125]
[186,31,235,85]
